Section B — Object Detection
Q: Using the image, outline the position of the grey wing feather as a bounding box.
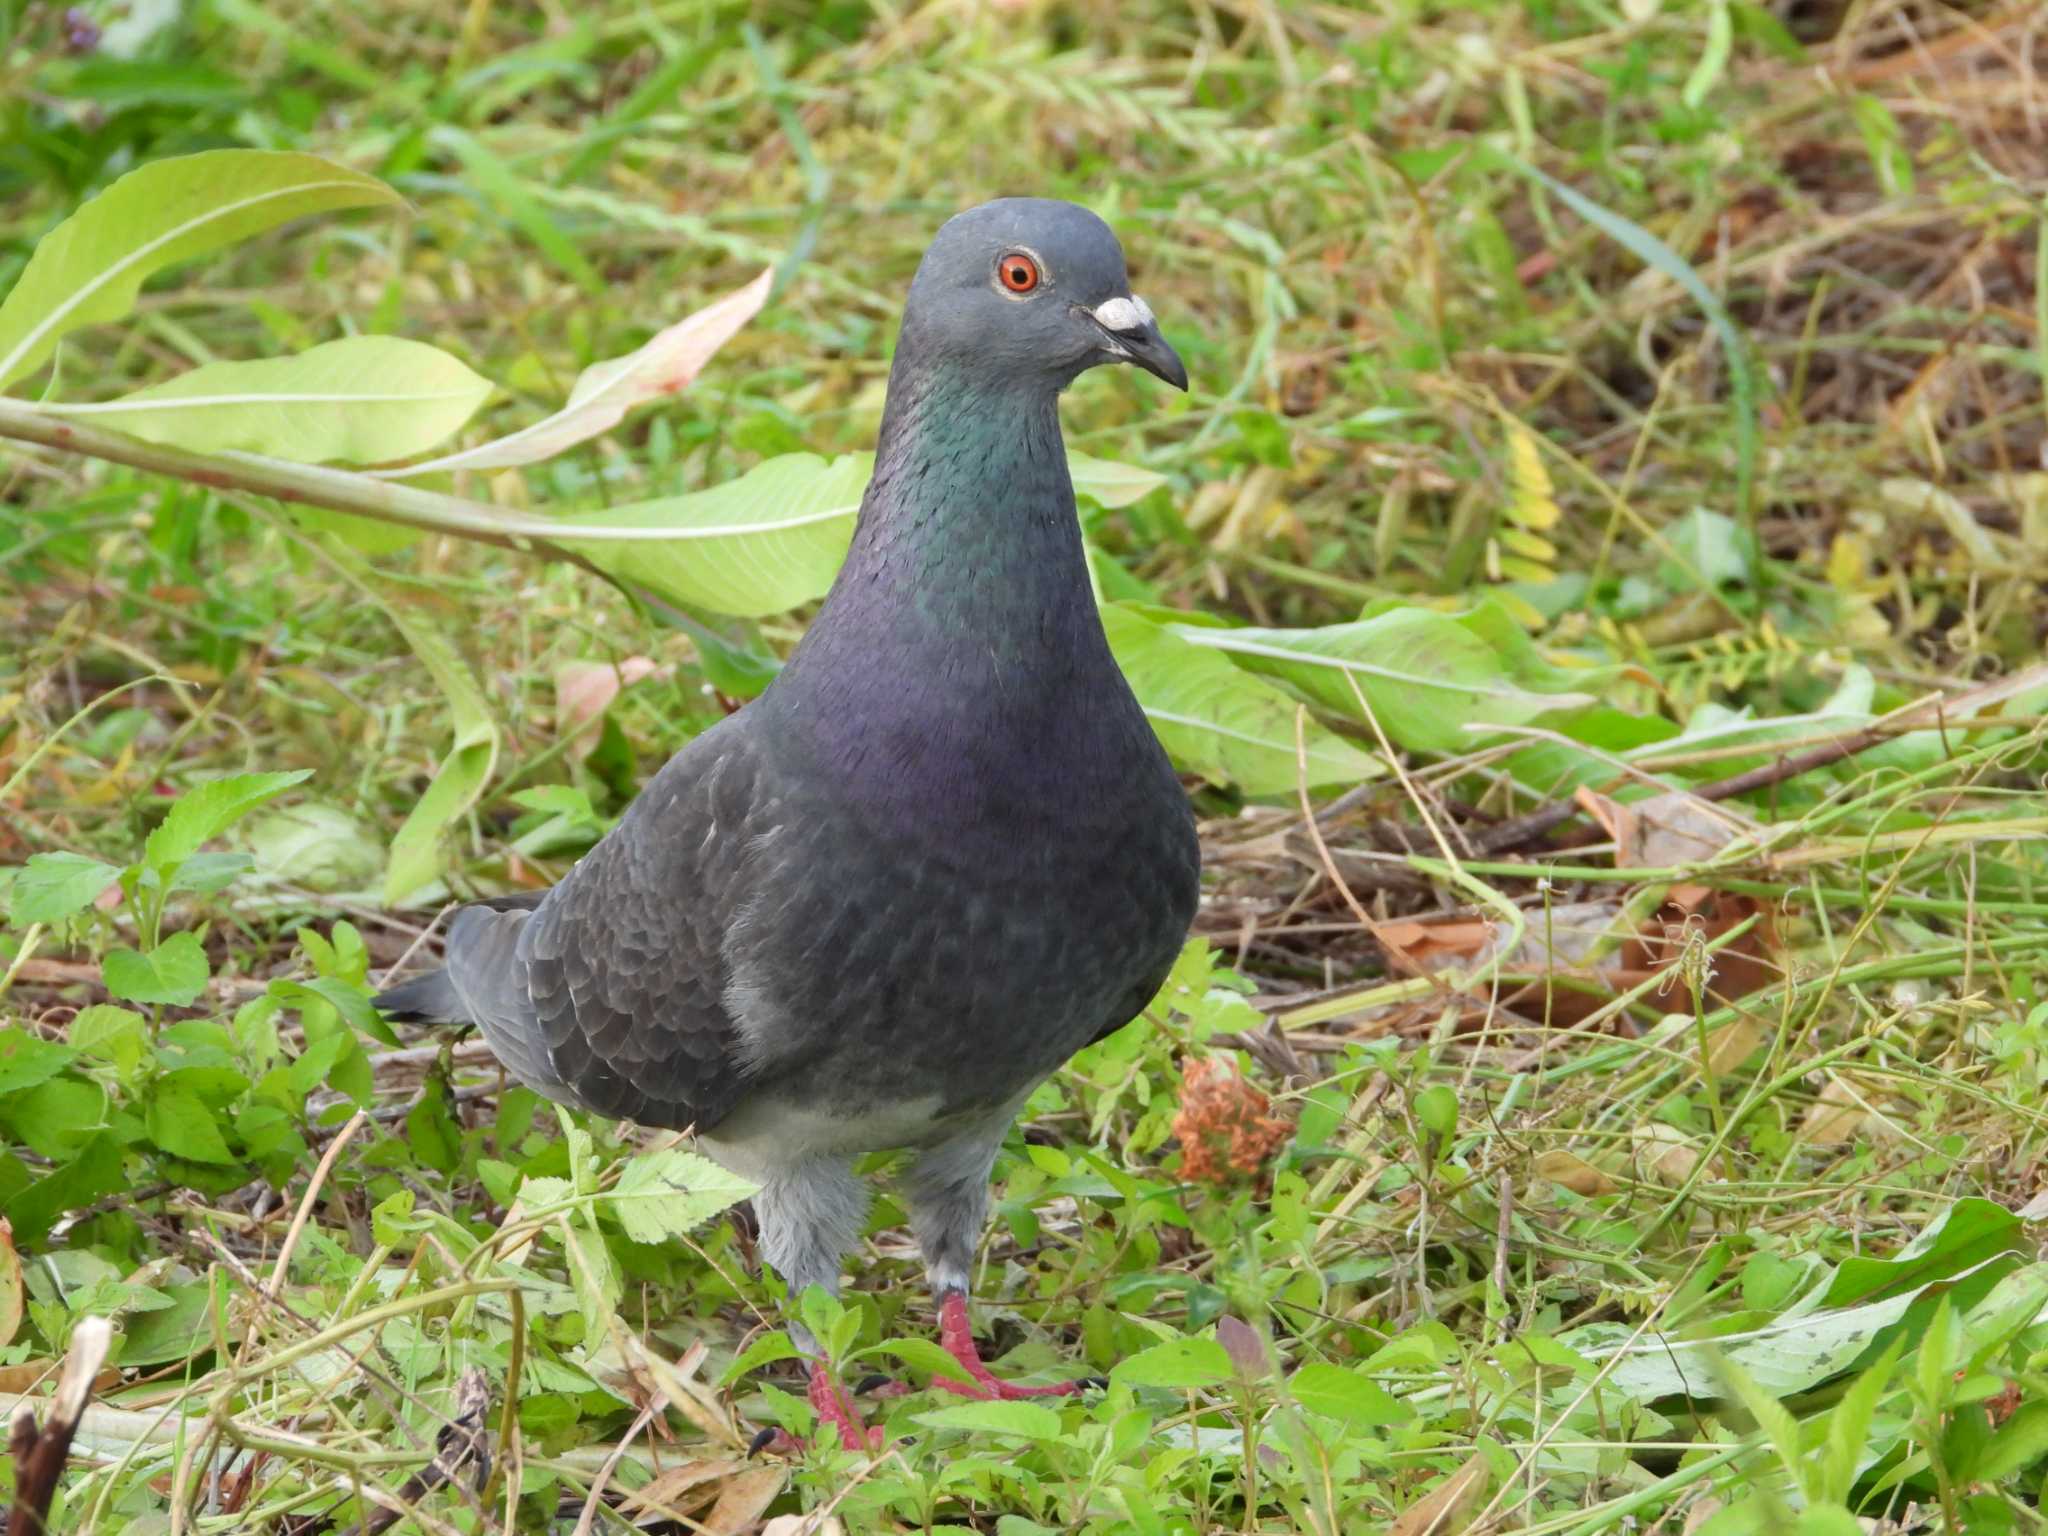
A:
[447,717,774,1133]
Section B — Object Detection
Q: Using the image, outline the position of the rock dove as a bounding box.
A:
[377,198,1200,1450]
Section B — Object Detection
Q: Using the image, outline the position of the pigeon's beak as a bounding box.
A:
[1087,295,1189,392]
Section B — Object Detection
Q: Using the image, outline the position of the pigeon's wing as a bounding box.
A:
[474,718,779,1134]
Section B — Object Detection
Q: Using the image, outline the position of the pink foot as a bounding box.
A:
[750,1364,884,1454]
[930,1291,1091,1401]
[809,1361,885,1451]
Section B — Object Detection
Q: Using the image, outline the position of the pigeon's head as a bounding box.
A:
[903,198,1187,393]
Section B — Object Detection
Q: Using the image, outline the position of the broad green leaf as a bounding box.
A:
[2,1132,124,1247]
[381,611,498,905]
[144,770,311,873]
[7,851,121,924]
[1287,1362,1410,1427]
[912,1400,1068,1440]
[41,338,491,464]
[1564,1253,2011,1402]
[0,1032,79,1097]
[1175,600,1600,756]
[607,1148,759,1244]
[68,1006,148,1080]
[857,1335,977,1386]
[379,269,770,477]
[1821,1198,2021,1308]
[0,149,400,391]
[559,452,870,619]
[147,1086,235,1163]
[1068,451,1167,508]
[1111,1335,1234,1390]
[103,931,210,1006]
[1102,603,1378,795]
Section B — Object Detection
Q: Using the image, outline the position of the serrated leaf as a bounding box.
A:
[912,1400,1067,1440]
[7,851,121,924]
[147,1086,235,1163]
[144,770,312,873]
[1110,1335,1234,1390]
[1102,603,1379,795]
[0,149,399,390]
[0,1032,78,1097]
[43,337,492,464]
[608,1148,758,1244]
[103,931,209,1006]
[379,269,770,477]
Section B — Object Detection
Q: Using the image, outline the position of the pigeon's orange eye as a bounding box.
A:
[997,253,1040,293]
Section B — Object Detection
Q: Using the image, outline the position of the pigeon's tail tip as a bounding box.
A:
[373,967,464,1024]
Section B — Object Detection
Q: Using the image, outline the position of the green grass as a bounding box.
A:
[5,1,2048,1533]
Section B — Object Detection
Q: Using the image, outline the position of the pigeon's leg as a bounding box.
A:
[902,1130,1090,1402]
[744,1152,882,1453]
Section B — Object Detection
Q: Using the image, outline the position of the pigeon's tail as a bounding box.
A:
[372,967,462,1022]
[375,893,577,1106]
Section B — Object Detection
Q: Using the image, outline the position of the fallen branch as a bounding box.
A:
[8,1317,113,1536]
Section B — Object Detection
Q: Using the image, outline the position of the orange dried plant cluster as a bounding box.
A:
[1173,1056,1293,1186]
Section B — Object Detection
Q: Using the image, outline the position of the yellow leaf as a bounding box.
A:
[1504,422,1561,530]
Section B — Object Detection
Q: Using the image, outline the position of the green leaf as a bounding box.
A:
[42,337,492,464]
[67,1006,148,1081]
[1068,451,1167,508]
[1564,1253,2010,1403]
[0,149,400,391]
[144,770,312,874]
[0,1032,79,1097]
[912,1400,1068,1441]
[2,1132,124,1247]
[559,452,869,620]
[1101,603,1379,795]
[1111,1335,1234,1390]
[1969,1399,2048,1483]
[380,608,498,905]
[560,1219,620,1343]
[607,1148,759,1244]
[147,1086,235,1163]
[718,1329,804,1386]
[103,931,210,1006]
[1287,1362,1409,1427]
[1174,600,1600,756]
[856,1335,977,1386]
[1821,1198,2021,1307]
[7,851,122,924]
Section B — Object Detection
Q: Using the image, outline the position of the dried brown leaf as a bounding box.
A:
[1533,1149,1616,1197]
[1390,1452,1489,1536]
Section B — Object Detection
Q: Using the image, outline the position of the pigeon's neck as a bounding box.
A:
[791,353,1100,681]
[767,351,1142,832]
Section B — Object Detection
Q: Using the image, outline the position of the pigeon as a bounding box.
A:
[377,198,1201,1451]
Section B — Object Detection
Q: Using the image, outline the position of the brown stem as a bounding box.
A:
[8,1317,112,1536]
